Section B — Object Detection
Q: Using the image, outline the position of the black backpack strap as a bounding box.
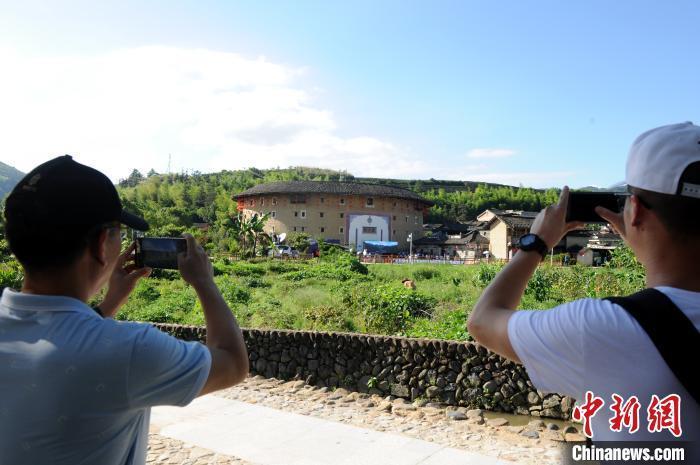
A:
[606,289,700,405]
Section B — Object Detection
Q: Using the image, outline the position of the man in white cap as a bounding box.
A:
[468,123,699,456]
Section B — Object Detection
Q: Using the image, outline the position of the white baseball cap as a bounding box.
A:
[626,122,700,199]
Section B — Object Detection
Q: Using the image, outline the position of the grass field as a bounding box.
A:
[98,251,645,340]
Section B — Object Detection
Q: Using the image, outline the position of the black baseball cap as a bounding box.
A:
[4,155,149,233]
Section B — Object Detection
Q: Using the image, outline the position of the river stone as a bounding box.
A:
[482,380,498,394]
[446,411,467,421]
[565,433,586,442]
[376,401,392,412]
[486,417,509,427]
[527,420,545,429]
[390,384,410,398]
[527,391,541,405]
[541,430,565,442]
[425,386,440,398]
[505,426,524,434]
[521,430,540,439]
[542,395,561,410]
[546,422,560,431]
[466,409,483,419]
[563,425,579,434]
[561,396,574,414]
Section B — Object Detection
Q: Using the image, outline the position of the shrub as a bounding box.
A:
[285,254,368,282]
[412,267,441,280]
[318,240,347,259]
[473,263,504,287]
[132,280,161,303]
[302,305,355,332]
[227,262,266,277]
[349,284,436,334]
[525,267,557,302]
[286,232,312,253]
[249,299,299,329]
[406,308,468,341]
[0,260,23,290]
[244,277,270,288]
[265,261,302,274]
[215,277,252,305]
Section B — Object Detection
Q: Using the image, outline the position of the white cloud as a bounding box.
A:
[0,46,433,181]
[466,148,516,159]
[463,171,576,186]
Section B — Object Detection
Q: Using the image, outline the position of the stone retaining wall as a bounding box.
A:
[153,323,575,420]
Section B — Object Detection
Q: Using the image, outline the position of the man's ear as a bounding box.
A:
[88,229,110,267]
[629,195,647,228]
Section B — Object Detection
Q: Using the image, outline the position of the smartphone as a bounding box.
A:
[135,237,187,270]
[566,192,621,223]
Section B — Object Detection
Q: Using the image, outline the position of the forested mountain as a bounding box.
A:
[117,166,559,252]
[0,162,24,199]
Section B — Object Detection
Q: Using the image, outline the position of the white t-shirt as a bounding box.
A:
[508,286,699,442]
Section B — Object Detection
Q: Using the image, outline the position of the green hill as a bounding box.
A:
[0,162,24,199]
[116,166,559,251]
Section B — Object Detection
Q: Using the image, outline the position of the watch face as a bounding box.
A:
[520,234,535,247]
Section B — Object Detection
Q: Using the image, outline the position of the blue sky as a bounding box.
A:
[0,0,697,187]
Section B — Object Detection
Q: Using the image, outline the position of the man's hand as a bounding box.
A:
[530,186,585,248]
[178,234,214,291]
[100,242,152,318]
[595,205,626,239]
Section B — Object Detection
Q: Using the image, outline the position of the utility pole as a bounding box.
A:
[167,153,171,174]
[407,233,413,264]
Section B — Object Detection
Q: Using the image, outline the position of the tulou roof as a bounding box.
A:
[234,181,433,205]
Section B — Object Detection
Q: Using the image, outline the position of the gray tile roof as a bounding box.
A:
[486,210,539,230]
[234,181,434,205]
[414,230,489,246]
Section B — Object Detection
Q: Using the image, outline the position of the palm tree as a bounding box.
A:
[226,212,272,257]
[248,212,272,257]
[227,213,250,256]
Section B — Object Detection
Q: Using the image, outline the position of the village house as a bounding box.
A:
[478,209,540,260]
[413,228,489,260]
[571,227,623,265]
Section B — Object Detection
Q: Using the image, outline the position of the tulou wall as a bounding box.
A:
[153,323,575,420]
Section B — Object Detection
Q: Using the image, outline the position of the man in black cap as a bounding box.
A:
[0,155,248,465]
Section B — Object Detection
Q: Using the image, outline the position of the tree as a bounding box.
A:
[287,232,312,253]
[247,212,272,257]
[119,169,145,188]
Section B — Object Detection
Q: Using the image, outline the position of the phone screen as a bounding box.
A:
[135,238,187,269]
[566,192,621,223]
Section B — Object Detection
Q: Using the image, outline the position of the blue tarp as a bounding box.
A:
[362,241,399,254]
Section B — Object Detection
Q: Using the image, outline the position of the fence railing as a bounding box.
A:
[358,255,501,265]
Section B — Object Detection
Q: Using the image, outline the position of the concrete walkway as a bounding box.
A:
[151,395,517,465]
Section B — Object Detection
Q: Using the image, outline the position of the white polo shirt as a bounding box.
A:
[0,288,211,465]
[508,286,699,443]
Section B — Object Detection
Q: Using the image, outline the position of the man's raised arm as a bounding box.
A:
[178,234,249,395]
